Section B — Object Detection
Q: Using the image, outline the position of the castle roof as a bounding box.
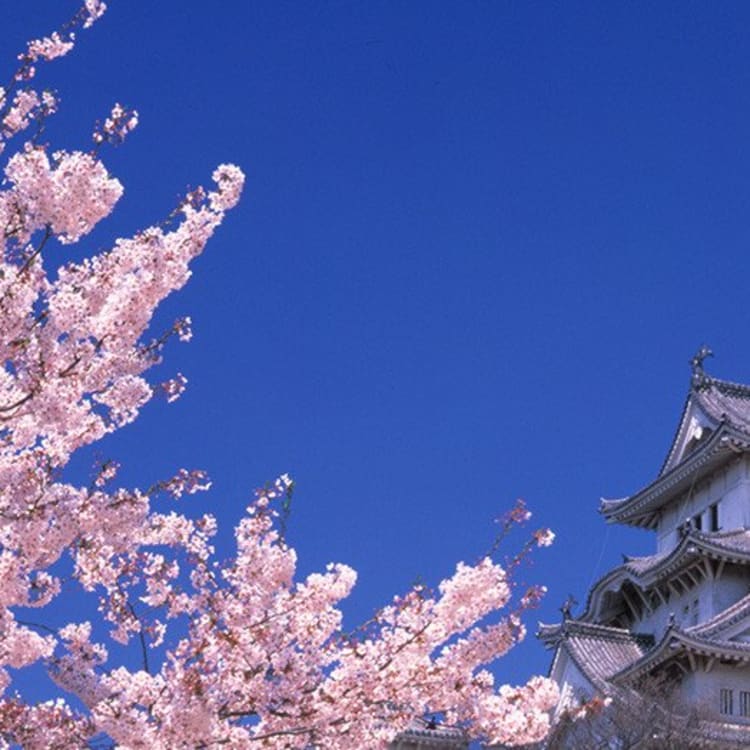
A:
[393,718,468,748]
[540,609,750,693]
[665,373,750,469]
[538,620,652,688]
[600,353,750,528]
[688,591,750,639]
[624,528,750,576]
[581,529,750,623]
[613,625,750,684]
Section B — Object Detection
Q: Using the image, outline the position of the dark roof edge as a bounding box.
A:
[599,426,746,526]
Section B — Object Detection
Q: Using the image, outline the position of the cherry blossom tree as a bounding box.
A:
[0,4,557,748]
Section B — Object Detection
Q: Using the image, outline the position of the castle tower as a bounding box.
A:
[540,349,750,745]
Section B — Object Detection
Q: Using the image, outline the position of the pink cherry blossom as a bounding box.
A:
[0,4,557,748]
[26,32,74,62]
[534,528,555,547]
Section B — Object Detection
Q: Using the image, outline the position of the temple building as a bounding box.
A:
[539,348,750,746]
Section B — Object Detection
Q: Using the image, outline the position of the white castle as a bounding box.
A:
[540,348,750,747]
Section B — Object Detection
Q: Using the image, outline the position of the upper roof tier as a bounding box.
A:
[600,348,750,528]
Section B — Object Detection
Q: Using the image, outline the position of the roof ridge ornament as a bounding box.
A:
[560,594,578,620]
[690,344,714,390]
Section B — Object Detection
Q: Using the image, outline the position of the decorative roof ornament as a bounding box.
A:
[560,594,578,620]
[690,345,714,390]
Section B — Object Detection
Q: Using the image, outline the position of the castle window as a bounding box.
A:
[741,691,750,718]
[720,688,733,715]
[693,513,702,531]
[709,503,719,532]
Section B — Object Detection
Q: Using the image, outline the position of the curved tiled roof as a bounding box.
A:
[621,550,669,575]
[539,620,652,687]
[579,529,750,622]
[394,719,467,748]
[613,626,750,683]
[625,529,750,578]
[701,527,750,554]
[694,376,750,436]
[688,591,750,639]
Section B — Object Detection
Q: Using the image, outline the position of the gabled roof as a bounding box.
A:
[600,351,750,528]
[660,368,750,476]
[538,620,652,688]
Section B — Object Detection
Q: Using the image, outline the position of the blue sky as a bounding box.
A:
[8,1,750,692]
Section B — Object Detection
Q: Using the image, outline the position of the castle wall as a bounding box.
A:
[710,566,748,617]
[679,664,750,722]
[721,455,750,529]
[628,565,747,642]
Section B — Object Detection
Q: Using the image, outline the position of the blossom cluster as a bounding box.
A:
[92,103,139,147]
[0,4,557,749]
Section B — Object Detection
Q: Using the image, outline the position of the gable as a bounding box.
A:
[549,647,597,718]
[660,397,717,476]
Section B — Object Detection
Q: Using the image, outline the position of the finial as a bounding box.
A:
[560,594,578,620]
[690,345,713,390]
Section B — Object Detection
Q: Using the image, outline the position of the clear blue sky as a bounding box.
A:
[8,1,750,692]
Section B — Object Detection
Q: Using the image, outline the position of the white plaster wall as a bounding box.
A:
[551,650,596,719]
[679,664,750,722]
[720,457,750,529]
[657,504,679,553]
[710,567,749,616]
[657,457,750,554]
